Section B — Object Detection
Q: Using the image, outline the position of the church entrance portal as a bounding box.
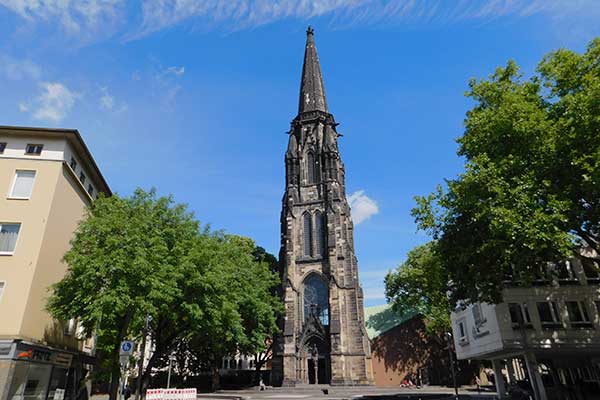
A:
[307,357,330,384]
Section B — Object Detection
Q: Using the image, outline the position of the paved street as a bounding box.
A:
[195,385,497,400]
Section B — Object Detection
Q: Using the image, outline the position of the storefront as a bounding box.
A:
[0,340,92,400]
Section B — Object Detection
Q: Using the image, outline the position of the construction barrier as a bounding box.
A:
[146,388,197,400]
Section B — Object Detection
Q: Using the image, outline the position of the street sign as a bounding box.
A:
[119,354,130,368]
[120,340,134,356]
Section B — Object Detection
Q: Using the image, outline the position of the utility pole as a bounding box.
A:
[446,332,459,400]
[135,315,151,400]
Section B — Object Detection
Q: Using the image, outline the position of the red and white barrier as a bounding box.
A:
[146,388,196,400]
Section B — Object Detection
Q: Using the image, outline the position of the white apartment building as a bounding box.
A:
[451,256,600,399]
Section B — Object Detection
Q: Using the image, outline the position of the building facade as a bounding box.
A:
[271,28,373,386]
[0,126,110,400]
[366,305,454,387]
[451,257,600,399]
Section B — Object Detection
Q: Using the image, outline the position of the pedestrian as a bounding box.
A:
[475,375,481,393]
[122,386,132,400]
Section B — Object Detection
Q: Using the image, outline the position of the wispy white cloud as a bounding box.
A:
[99,87,115,110]
[0,0,124,39]
[132,0,600,38]
[1,0,598,41]
[167,66,185,76]
[152,64,186,106]
[20,82,79,123]
[0,53,41,81]
[348,190,379,225]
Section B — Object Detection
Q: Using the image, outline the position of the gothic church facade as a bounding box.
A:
[271,28,373,386]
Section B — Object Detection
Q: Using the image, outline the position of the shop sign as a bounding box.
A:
[15,344,73,367]
[52,353,73,368]
[17,348,52,362]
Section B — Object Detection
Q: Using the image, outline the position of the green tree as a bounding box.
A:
[413,38,600,304]
[47,189,282,396]
[384,242,450,334]
[47,189,199,400]
[177,234,282,390]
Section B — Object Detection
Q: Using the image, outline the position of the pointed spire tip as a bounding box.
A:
[306,25,314,36]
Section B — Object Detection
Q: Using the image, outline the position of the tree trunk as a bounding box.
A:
[210,365,220,392]
[141,347,162,394]
[109,311,134,400]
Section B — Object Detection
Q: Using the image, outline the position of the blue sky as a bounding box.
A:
[1,0,599,306]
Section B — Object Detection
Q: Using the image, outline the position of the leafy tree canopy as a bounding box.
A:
[385,242,450,334]
[47,188,281,394]
[413,38,600,304]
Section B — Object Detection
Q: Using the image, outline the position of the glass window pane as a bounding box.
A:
[0,224,20,253]
[303,274,329,326]
[303,213,312,257]
[11,171,35,198]
[566,301,583,321]
[23,364,51,400]
[314,212,325,256]
[509,303,521,324]
[537,302,552,322]
[307,153,316,184]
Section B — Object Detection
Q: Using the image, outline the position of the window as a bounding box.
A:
[0,223,20,254]
[457,320,468,344]
[306,152,319,184]
[0,282,5,302]
[582,259,600,284]
[554,261,579,284]
[87,184,94,197]
[537,301,562,328]
[9,170,36,199]
[79,172,86,185]
[566,301,592,328]
[0,142,6,153]
[314,211,325,257]
[472,304,487,327]
[63,319,77,336]
[25,144,43,155]
[303,274,329,326]
[509,303,532,328]
[223,359,229,369]
[303,212,313,257]
[69,157,78,171]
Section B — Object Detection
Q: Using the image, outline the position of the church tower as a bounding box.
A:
[272,27,373,386]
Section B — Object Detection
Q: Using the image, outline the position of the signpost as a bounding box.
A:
[119,341,135,400]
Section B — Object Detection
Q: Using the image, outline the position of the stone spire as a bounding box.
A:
[298,26,328,114]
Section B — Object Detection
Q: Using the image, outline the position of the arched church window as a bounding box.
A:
[303,212,313,257]
[314,211,325,256]
[303,274,329,326]
[307,152,318,184]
